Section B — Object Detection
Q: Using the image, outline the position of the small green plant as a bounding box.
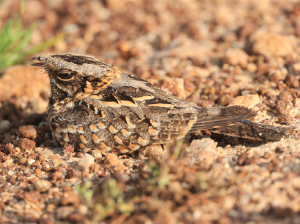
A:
[0,17,63,70]
[75,181,94,206]
[92,179,133,222]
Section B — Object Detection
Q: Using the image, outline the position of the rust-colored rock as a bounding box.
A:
[60,191,80,206]
[5,143,17,154]
[66,213,83,223]
[19,138,36,150]
[220,95,234,106]
[24,191,40,203]
[285,74,299,88]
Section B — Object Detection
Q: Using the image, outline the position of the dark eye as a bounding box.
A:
[58,72,74,80]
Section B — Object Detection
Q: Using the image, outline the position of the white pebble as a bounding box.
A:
[78,154,94,168]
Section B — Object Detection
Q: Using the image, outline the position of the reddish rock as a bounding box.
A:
[19,138,36,150]
[66,213,83,223]
[285,74,299,88]
[5,143,17,154]
[60,191,80,206]
[220,95,234,106]
[237,153,248,166]
[24,191,40,203]
[18,125,44,144]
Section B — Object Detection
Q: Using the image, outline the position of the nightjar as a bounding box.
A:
[31,53,291,155]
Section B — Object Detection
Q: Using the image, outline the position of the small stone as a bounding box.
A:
[104,154,126,172]
[24,191,40,203]
[200,99,215,107]
[229,94,261,109]
[75,152,84,158]
[252,33,294,57]
[224,48,248,67]
[285,74,299,88]
[5,143,17,154]
[35,168,42,177]
[123,161,132,167]
[220,95,234,106]
[262,119,271,125]
[183,138,217,166]
[65,168,74,179]
[237,153,248,166]
[17,126,38,140]
[91,150,102,160]
[46,204,56,213]
[66,213,83,223]
[34,179,51,192]
[78,153,94,168]
[77,205,88,215]
[61,191,80,206]
[19,138,36,150]
[275,147,285,154]
[56,206,75,220]
[51,171,64,181]
[139,145,165,159]
[186,91,200,105]
[216,157,226,163]
[19,157,27,164]
[0,120,10,132]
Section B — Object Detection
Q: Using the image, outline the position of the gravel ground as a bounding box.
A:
[1,0,300,223]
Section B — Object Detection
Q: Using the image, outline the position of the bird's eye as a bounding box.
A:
[58,72,74,81]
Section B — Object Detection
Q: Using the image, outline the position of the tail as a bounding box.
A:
[189,106,256,133]
[211,120,294,141]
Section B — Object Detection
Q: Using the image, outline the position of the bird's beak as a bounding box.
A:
[31,56,44,67]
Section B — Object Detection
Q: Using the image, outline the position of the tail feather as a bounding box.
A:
[210,120,294,141]
[189,106,257,133]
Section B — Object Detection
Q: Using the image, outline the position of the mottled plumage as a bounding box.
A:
[32,53,259,154]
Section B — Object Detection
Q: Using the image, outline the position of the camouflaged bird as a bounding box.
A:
[31,53,291,155]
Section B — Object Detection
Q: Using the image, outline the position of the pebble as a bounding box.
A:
[66,213,83,223]
[183,138,217,166]
[17,126,38,140]
[252,33,294,58]
[78,153,94,168]
[229,94,261,109]
[56,206,75,220]
[24,191,40,203]
[75,152,84,158]
[60,191,80,206]
[19,138,36,150]
[0,120,10,132]
[224,48,248,67]
[34,179,52,192]
[220,94,234,106]
[104,154,126,172]
[91,150,102,160]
